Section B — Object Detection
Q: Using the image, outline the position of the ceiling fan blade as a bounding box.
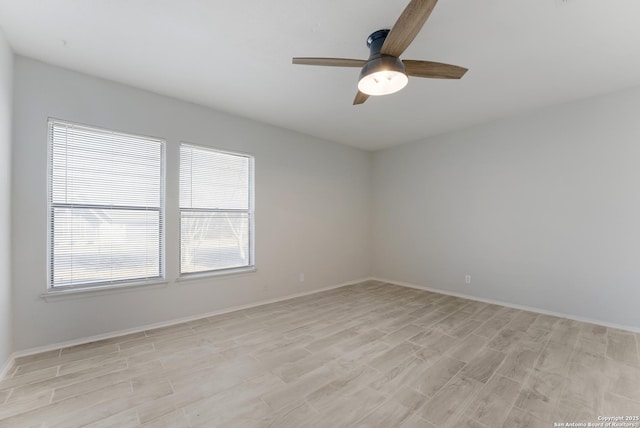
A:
[353,91,370,105]
[403,60,468,79]
[292,57,367,67]
[381,0,438,57]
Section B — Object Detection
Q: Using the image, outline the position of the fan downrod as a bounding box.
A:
[366,29,391,59]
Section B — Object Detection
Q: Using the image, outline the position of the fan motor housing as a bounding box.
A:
[363,28,406,77]
[359,55,406,80]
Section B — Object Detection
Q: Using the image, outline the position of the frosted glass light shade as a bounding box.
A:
[358,55,408,96]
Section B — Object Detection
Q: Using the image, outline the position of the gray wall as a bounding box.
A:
[10,52,640,353]
[12,57,372,351]
[0,30,12,369]
[373,86,640,329]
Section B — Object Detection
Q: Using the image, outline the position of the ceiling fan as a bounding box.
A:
[292,0,467,105]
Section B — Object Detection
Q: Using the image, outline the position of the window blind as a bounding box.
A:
[180,144,254,274]
[48,120,164,288]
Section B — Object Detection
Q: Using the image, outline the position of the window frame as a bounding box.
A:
[46,118,166,292]
[178,143,255,278]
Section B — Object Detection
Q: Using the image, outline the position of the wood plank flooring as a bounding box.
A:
[1,281,639,427]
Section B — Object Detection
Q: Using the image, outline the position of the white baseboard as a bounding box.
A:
[0,352,15,380]
[9,277,374,366]
[373,277,640,333]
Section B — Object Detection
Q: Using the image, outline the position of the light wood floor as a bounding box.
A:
[1,281,639,427]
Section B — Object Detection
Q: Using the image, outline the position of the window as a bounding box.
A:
[180,144,254,275]
[48,120,165,289]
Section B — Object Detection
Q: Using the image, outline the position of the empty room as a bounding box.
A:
[1,0,640,426]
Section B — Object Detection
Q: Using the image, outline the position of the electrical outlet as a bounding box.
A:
[299,273,305,282]
[465,275,471,285]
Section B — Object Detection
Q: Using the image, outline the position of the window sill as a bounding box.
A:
[41,279,169,302]
[177,266,257,283]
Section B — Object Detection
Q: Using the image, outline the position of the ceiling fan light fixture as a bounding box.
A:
[292,1,467,105]
[357,55,408,96]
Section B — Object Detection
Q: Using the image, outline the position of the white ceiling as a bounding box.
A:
[1,0,640,150]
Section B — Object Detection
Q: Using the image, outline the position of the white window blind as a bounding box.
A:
[180,144,254,275]
[48,120,165,288]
